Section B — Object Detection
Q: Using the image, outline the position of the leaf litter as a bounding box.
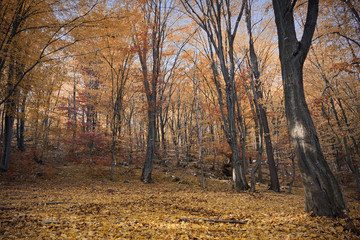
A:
[0,164,359,239]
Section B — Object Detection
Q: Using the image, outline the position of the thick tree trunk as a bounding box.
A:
[283,64,346,217]
[272,0,346,217]
[1,106,15,171]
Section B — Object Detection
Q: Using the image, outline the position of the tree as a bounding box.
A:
[132,0,176,183]
[186,53,206,188]
[0,0,100,171]
[272,0,346,217]
[308,0,360,190]
[245,0,280,192]
[181,0,249,190]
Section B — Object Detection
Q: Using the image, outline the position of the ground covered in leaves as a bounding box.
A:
[1,164,360,239]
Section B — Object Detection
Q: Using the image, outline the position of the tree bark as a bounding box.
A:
[272,0,347,217]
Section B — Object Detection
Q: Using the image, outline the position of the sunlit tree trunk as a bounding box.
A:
[272,0,346,217]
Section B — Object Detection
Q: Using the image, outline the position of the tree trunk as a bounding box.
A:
[1,59,16,171]
[160,115,167,154]
[284,65,346,217]
[1,109,15,171]
[192,70,206,188]
[181,0,248,191]
[17,90,27,151]
[227,91,249,190]
[111,131,115,181]
[251,108,263,193]
[246,2,280,192]
[141,102,156,183]
[1,88,16,172]
[16,114,25,151]
[272,0,346,217]
[260,108,280,192]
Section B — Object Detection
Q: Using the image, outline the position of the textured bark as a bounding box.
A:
[272,0,347,217]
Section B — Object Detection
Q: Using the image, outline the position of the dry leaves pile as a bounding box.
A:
[1,165,360,239]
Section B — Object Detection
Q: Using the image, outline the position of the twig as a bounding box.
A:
[40,202,78,205]
[179,218,247,224]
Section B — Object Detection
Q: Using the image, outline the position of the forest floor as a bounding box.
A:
[1,162,360,239]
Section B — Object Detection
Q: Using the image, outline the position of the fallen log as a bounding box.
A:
[179,218,247,224]
[40,202,78,205]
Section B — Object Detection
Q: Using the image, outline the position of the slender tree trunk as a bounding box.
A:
[1,109,5,141]
[227,99,248,190]
[272,0,346,217]
[111,131,115,181]
[160,115,167,154]
[141,100,156,183]
[192,69,205,188]
[329,98,360,190]
[73,65,77,140]
[260,108,280,191]
[181,0,249,191]
[17,91,27,151]
[251,109,263,192]
[246,2,280,192]
[336,99,360,190]
[17,110,25,151]
[288,153,296,194]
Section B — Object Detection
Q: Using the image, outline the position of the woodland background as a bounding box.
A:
[0,0,360,238]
